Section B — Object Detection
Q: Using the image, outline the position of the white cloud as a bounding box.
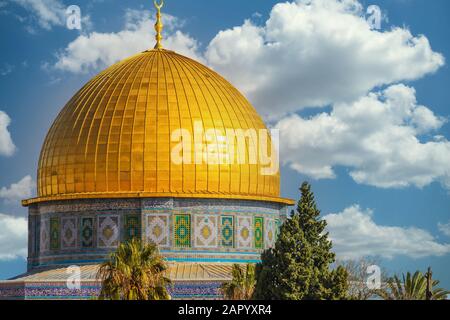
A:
[53,9,202,73]
[324,205,450,260]
[10,0,90,32]
[53,0,444,105]
[0,176,35,203]
[0,214,27,261]
[0,111,16,157]
[11,0,66,29]
[276,84,450,189]
[205,0,444,119]
[438,221,450,237]
[50,0,450,192]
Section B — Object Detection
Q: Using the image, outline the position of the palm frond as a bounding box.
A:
[97,238,171,300]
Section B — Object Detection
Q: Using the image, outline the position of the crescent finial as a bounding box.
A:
[153,0,164,49]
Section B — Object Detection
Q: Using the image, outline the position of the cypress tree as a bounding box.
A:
[254,182,348,300]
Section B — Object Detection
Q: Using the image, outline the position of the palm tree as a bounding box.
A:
[221,264,256,300]
[97,238,172,300]
[378,270,449,300]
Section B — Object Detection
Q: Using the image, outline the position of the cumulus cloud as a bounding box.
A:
[11,0,66,29]
[0,111,16,157]
[10,0,90,32]
[0,176,35,204]
[276,84,450,189]
[50,0,450,192]
[205,0,444,119]
[53,0,444,102]
[0,214,27,261]
[438,221,450,237]
[324,205,450,260]
[53,9,202,73]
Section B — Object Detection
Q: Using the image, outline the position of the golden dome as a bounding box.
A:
[24,49,292,206]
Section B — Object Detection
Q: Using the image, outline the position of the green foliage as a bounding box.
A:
[378,270,450,300]
[221,264,256,300]
[254,182,349,300]
[97,238,172,300]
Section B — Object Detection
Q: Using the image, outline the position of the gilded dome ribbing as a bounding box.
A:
[28,49,291,205]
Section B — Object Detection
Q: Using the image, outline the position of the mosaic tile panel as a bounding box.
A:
[81,217,94,248]
[146,214,170,247]
[27,198,287,270]
[254,217,264,249]
[35,198,285,215]
[98,216,120,248]
[264,218,276,249]
[124,214,141,241]
[237,216,252,249]
[37,199,141,214]
[194,215,218,248]
[174,214,191,248]
[50,217,60,251]
[220,216,234,248]
[0,280,226,300]
[61,217,77,249]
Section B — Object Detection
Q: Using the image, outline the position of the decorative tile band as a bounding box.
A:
[0,281,225,300]
[27,198,287,270]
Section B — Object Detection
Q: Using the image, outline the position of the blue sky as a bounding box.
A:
[0,0,449,289]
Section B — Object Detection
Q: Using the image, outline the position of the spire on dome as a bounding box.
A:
[153,0,164,50]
